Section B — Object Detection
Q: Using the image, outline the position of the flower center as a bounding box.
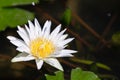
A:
[30,38,55,58]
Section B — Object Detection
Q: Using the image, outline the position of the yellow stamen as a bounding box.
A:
[30,38,55,58]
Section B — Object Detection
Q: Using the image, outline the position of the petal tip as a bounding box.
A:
[36,59,43,70]
[59,68,64,71]
[7,36,10,40]
[7,36,15,40]
[11,58,16,62]
[34,18,38,23]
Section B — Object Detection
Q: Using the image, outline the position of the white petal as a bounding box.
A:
[25,24,30,37]
[52,53,73,57]
[44,58,63,71]
[54,29,66,42]
[17,26,30,45]
[16,46,30,53]
[11,53,35,62]
[58,34,68,41]
[7,36,30,53]
[49,24,61,40]
[34,18,41,29]
[42,20,51,38]
[58,29,66,37]
[28,20,35,40]
[55,53,73,57]
[7,36,16,40]
[7,36,26,47]
[51,49,77,57]
[50,52,73,57]
[35,59,43,70]
[28,20,35,32]
[59,38,74,46]
[60,49,77,54]
[34,18,42,37]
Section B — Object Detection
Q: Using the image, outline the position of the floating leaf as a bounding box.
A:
[71,68,100,80]
[0,0,38,7]
[45,71,64,80]
[61,8,71,26]
[45,68,101,80]
[0,0,39,31]
[0,8,34,30]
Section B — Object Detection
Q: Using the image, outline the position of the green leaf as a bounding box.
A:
[112,32,120,45]
[0,0,39,31]
[71,68,101,80]
[45,71,64,80]
[0,0,38,7]
[61,8,71,26]
[0,8,34,31]
[45,68,100,80]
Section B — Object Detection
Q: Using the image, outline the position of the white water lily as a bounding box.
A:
[7,19,77,71]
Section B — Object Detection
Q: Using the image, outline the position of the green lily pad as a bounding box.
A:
[71,68,100,80]
[45,71,64,80]
[0,8,34,31]
[45,68,101,80]
[0,0,39,31]
[0,0,38,7]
